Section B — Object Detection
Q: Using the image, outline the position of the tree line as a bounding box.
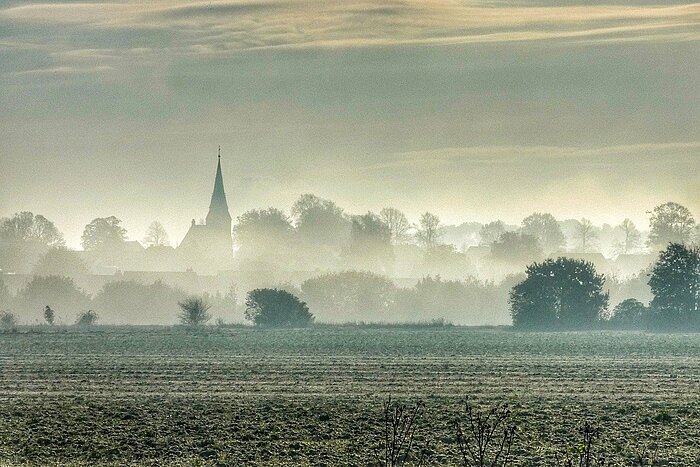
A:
[2,199,698,278]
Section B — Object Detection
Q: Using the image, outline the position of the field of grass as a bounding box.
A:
[2,327,700,465]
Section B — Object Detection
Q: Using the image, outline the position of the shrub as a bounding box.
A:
[376,397,427,467]
[455,397,516,467]
[178,296,212,326]
[245,288,313,328]
[0,310,17,330]
[609,299,648,329]
[43,305,55,325]
[301,270,396,322]
[75,309,98,326]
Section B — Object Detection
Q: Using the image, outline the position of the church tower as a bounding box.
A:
[206,146,232,230]
[177,146,234,273]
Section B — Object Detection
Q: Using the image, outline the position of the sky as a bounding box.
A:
[1,0,699,249]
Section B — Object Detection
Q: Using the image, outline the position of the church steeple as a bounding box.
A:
[205,146,232,229]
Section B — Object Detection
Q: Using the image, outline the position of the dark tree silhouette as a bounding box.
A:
[178,296,212,326]
[647,243,700,329]
[510,258,609,329]
[647,202,696,250]
[245,288,313,327]
[609,298,647,329]
[81,216,127,251]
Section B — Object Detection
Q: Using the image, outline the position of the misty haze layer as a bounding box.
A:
[0,1,698,247]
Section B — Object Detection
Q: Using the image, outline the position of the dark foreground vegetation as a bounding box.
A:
[2,327,700,465]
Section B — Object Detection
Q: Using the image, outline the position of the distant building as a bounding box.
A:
[177,149,234,273]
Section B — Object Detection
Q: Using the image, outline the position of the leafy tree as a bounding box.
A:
[178,296,212,326]
[32,247,88,276]
[143,221,169,247]
[379,207,411,244]
[301,270,397,322]
[233,208,294,267]
[647,243,700,329]
[490,231,543,263]
[614,219,642,255]
[479,221,507,246]
[0,211,65,247]
[245,288,313,327]
[81,216,127,251]
[415,212,444,250]
[291,194,350,246]
[509,257,609,329]
[15,275,90,321]
[75,309,98,326]
[573,218,598,253]
[43,305,55,325]
[0,311,17,330]
[343,212,394,273]
[609,298,648,329]
[521,212,565,255]
[647,202,696,250]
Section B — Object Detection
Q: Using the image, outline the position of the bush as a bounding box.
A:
[75,309,98,326]
[245,288,313,327]
[178,296,212,326]
[609,298,648,330]
[0,310,17,330]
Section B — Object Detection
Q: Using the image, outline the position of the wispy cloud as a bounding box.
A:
[2,1,699,53]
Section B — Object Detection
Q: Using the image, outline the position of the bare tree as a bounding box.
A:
[574,218,598,253]
[614,218,642,255]
[143,221,169,247]
[380,208,412,244]
[415,212,444,250]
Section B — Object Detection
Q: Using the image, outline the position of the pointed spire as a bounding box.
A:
[206,146,231,228]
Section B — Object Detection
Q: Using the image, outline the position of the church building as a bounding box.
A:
[177,148,233,273]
